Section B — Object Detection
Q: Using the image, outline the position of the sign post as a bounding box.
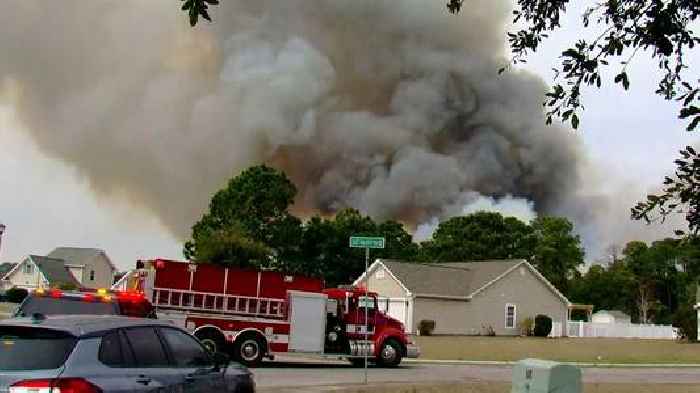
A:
[349,236,385,384]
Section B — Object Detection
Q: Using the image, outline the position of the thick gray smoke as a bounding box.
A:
[1,1,591,247]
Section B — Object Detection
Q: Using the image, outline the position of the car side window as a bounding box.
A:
[98,331,124,367]
[159,328,212,368]
[123,327,169,368]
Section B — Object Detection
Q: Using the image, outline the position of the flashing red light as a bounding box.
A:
[49,290,63,299]
[155,260,166,269]
[82,293,95,302]
[11,378,101,393]
[115,291,145,302]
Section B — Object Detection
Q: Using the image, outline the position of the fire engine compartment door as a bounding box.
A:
[288,291,327,353]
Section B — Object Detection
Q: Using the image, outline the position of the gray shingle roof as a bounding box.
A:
[29,255,81,287]
[377,259,524,298]
[47,247,115,270]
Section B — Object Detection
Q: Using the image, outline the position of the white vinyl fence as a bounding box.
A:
[567,320,678,340]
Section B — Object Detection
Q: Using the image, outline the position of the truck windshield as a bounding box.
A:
[357,296,377,310]
[0,326,76,370]
[16,296,119,317]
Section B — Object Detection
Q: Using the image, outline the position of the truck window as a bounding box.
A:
[357,296,377,310]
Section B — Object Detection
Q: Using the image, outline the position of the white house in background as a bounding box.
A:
[0,255,81,290]
[591,310,632,324]
[47,247,117,290]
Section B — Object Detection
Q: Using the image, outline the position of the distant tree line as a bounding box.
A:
[186,165,699,339]
[184,165,584,290]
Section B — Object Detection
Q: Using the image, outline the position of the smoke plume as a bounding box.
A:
[1,1,601,252]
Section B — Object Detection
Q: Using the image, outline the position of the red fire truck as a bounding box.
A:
[115,259,419,367]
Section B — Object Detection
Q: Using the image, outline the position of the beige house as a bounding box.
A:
[0,255,81,290]
[47,247,117,289]
[353,259,571,336]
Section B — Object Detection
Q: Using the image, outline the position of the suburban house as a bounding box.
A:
[47,247,117,289]
[353,259,571,336]
[0,255,81,290]
[591,310,632,324]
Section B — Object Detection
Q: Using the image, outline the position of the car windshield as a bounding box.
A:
[0,326,77,370]
[17,296,119,317]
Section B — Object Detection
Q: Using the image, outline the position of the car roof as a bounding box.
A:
[0,315,174,337]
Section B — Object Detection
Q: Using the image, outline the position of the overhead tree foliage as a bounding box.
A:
[632,146,700,235]
[447,0,700,131]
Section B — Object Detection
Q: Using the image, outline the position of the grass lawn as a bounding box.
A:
[415,336,700,364]
[324,383,700,393]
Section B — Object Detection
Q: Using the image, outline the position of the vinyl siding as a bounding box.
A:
[468,265,568,336]
[364,264,409,299]
[412,297,474,335]
[80,254,115,289]
[3,259,47,289]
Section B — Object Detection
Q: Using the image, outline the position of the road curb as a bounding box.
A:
[404,358,700,368]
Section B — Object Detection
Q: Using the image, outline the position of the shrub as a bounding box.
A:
[518,317,535,336]
[533,314,553,337]
[5,287,28,303]
[481,324,496,336]
[673,302,698,342]
[418,320,436,336]
[58,282,79,291]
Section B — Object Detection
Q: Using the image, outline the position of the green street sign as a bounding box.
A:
[349,236,385,249]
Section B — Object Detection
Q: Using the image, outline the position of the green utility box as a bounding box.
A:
[511,358,581,393]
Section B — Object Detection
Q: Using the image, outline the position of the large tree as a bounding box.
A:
[530,216,585,294]
[420,212,536,262]
[299,209,418,287]
[184,165,302,268]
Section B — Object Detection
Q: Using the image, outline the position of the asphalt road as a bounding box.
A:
[252,358,700,389]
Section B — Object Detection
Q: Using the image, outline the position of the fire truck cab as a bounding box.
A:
[115,259,418,367]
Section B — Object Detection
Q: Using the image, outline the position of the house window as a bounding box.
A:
[23,263,33,275]
[375,269,385,280]
[90,270,95,281]
[505,304,517,329]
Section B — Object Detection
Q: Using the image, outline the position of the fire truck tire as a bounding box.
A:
[233,333,266,367]
[195,329,227,355]
[377,339,403,368]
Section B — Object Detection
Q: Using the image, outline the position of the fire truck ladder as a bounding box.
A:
[151,288,286,319]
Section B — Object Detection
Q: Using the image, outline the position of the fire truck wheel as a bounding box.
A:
[377,339,402,368]
[233,334,265,367]
[196,330,226,355]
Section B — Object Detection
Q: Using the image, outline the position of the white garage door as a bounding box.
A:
[378,297,409,329]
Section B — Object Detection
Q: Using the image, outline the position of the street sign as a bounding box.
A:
[349,236,385,249]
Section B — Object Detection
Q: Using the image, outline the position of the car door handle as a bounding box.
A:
[136,376,152,385]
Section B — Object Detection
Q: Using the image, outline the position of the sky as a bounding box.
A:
[0,2,698,271]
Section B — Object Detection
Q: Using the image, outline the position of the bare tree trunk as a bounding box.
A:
[637,283,653,324]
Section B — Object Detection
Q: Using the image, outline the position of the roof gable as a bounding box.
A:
[48,247,116,271]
